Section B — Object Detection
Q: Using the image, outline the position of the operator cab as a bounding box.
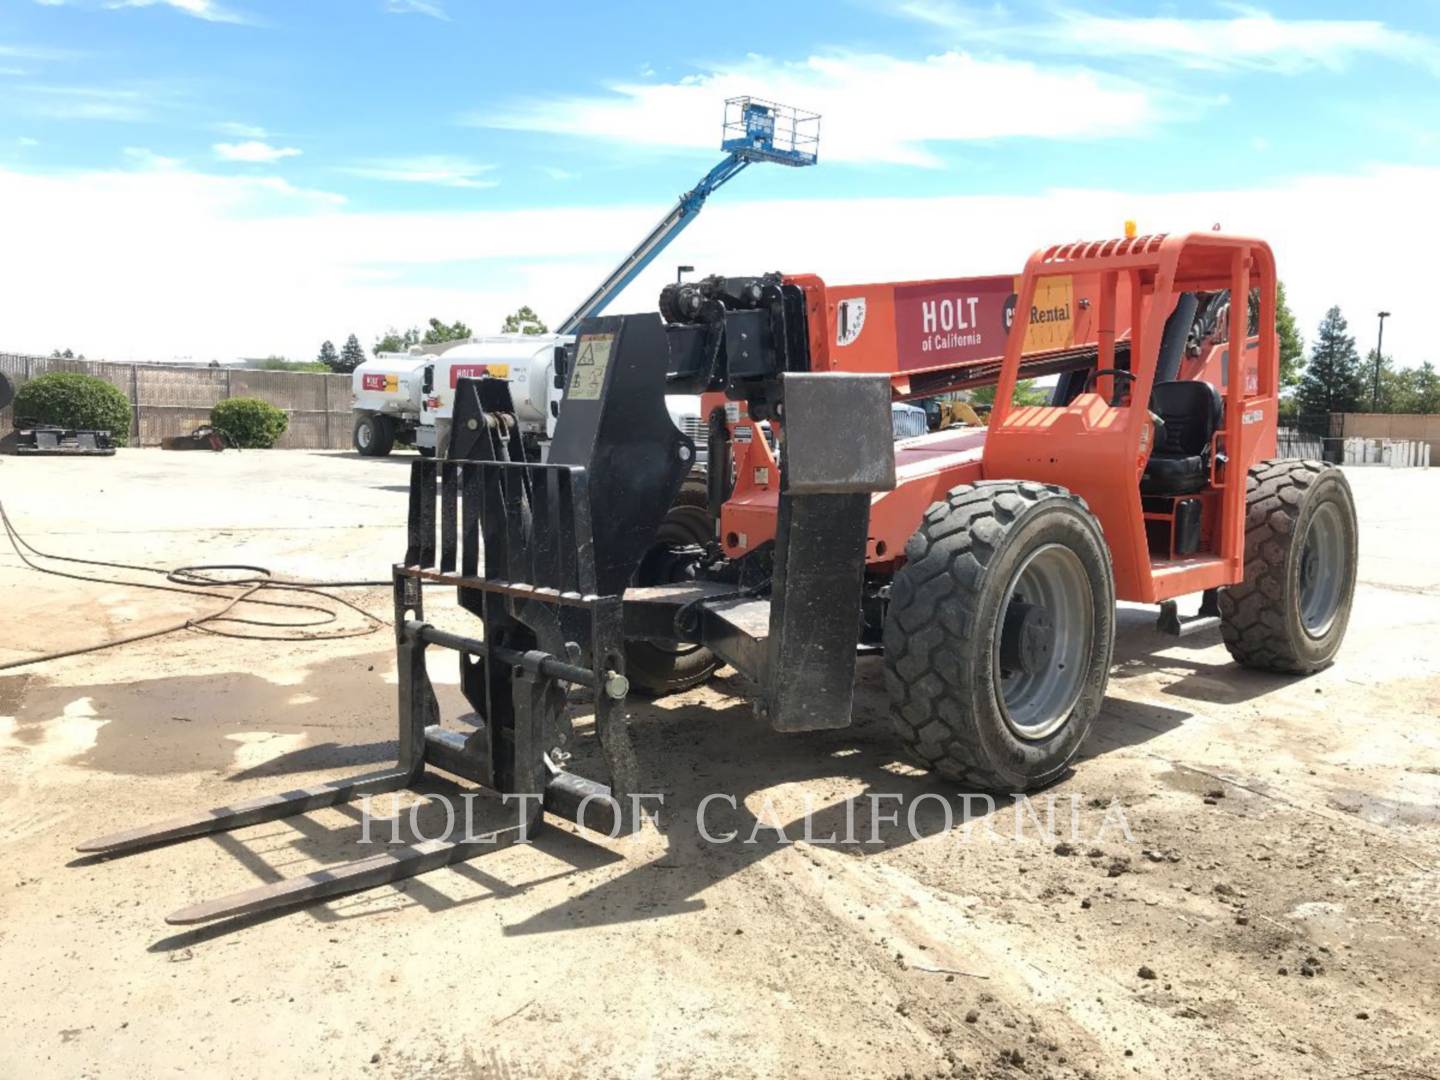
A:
[1050,289,1247,563]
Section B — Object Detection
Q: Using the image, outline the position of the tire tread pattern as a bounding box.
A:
[883,480,1096,790]
[1218,457,1347,674]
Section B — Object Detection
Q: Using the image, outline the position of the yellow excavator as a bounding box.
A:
[921,396,987,432]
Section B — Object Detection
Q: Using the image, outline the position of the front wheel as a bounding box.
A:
[883,481,1116,792]
[353,413,393,457]
[1220,459,1357,673]
[625,474,720,696]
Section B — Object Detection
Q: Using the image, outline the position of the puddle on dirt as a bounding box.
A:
[0,673,33,716]
[1325,791,1440,827]
[3,648,395,777]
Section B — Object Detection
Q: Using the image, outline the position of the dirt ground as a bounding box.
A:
[1,448,1437,1080]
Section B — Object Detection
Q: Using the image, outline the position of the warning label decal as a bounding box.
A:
[569,334,614,401]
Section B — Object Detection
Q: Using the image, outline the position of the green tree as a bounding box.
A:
[1377,358,1440,414]
[373,326,420,355]
[421,317,472,346]
[971,379,1049,408]
[14,372,130,445]
[1295,306,1364,434]
[316,340,340,370]
[1244,283,1313,388]
[1410,361,1440,413]
[336,334,366,374]
[1248,281,1304,389]
[1369,350,1401,413]
[211,397,289,449]
[501,305,548,335]
[261,355,328,372]
[49,348,86,360]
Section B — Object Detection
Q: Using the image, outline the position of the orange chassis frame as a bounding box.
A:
[711,232,1279,606]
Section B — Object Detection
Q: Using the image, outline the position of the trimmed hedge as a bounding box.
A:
[13,372,132,446]
[211,397,289,449]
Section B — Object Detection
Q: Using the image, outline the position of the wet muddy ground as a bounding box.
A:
[1,450,1437,1079]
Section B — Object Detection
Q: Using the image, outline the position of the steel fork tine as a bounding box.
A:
[76,767,414,856]
[164,813,539,925]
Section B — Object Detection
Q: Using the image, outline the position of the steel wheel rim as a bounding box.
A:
[357,422,372,449]
[1299,500,1346,637]
[994,543,1094,741]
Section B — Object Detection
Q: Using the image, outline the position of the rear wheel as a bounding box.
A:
[625,474,720,696]
[353,413,393,457]
[883,481,1116,791]
[1220,459,1357,673]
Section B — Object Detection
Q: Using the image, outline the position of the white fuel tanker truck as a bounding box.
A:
[350,336,704,462]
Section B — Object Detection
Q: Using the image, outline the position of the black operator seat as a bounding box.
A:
[1141,380,1223,496]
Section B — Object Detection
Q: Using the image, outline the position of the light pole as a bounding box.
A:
[1373,311,1391,411]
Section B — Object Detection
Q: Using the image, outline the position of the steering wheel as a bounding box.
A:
[1084,367,1137,406]
[1083,368,1137,392]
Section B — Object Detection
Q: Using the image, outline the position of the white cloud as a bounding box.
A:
[106,0,251,24]
[17,137,40,147]
[123,146,181,168]
[215,120,266,138]
[1,162,1437,368]
[20,84,149,122]
[477,50,1158,167]
[342,155,497,189]
[895,3,1440,75]
[213,140,301,163]
[384,0,448,19]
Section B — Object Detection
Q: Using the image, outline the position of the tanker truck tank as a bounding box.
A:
[350,350,429,456]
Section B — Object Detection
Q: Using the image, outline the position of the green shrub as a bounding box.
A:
[211,397,289,449]
[13,372,132,446]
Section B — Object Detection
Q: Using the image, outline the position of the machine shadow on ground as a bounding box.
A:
[1109,605,1304,706]
[48,609,1276,949]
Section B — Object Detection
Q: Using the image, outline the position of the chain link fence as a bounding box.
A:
[1280,413,1436,467]
[0,352,353,449]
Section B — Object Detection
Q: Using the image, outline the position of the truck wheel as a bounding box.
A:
[626,474,720,696]
[353,413,393,457]
[1220,459,1357,673]
[883,481,1115,792]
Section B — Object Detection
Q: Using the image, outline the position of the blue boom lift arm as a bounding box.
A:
[557,97,819,335]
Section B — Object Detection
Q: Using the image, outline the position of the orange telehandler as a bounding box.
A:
[83,230,1358,924]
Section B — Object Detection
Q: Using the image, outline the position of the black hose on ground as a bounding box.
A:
[0,498,395,672]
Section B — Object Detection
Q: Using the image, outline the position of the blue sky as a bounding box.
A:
[2,1,1438,362]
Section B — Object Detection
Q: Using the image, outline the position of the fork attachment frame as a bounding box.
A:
[77,314,692,925]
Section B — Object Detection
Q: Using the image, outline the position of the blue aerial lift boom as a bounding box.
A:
[557,97,820,334]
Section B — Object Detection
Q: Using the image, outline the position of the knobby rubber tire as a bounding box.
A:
[883,480,1116,792]
[626,472,720,696]
[1219,458,1357,674]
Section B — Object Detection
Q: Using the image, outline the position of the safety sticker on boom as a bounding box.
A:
[569,334,614,400]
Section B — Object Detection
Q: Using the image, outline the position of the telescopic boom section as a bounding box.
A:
[785,267,1127,398]
[557,155,751,335]
[557,97,819,335]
